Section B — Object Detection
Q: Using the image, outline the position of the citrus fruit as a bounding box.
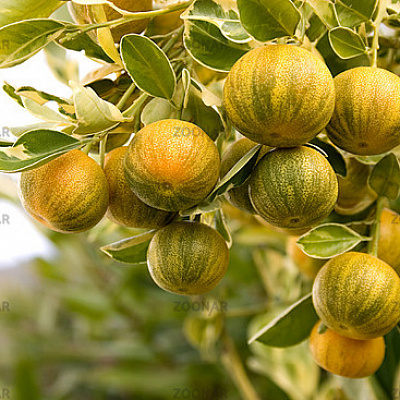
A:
[68,0,153,43]
[378,208,400,276]
[124,119,220,212]
[313,251,400,339]
[309,321,385,378]
[147,221,230,295]
[220,137,270,214]
[287,236,325,279]
[104,147,175,229]
[335,157,376,215]
[223,44,335,147]
[326,67,400,155]
[248,146,338,230]
[20,150,109,233]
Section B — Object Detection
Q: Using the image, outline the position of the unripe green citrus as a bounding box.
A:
[104,147,175,229]
[248,146,338,231]
[223,44,335,147]
[220,137,270,214]
[309,321,385,378]
[20,150,109,233]
[327,67,400,155]
[313,252,400,339]
[147,221,230,295]
[124,119,220,212]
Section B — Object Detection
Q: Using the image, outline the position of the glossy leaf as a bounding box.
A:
[338,0,378,20]
[369,153,400,200]
[214,209,232,248]
[309,137,347,177]
[306,14,327,42]
[22,98,72,125]
[307,0,339,29]
[0,19,65,68]
[72,83,127,135]
[184,19,250,72]
[0,130,83,172]
[297,223,369,259]
[100,230,156,264]
[0,0,63,29]
[248,293,319,348]
[328,26,367,59]
[120,34,176,100]
[206,144,262,203]
[238,0,301,41]
[183,0,250,43]
[0,140,13,147]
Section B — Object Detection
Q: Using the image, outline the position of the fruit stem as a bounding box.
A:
[367,196,385,257]
[221,331,262,400]
[122,91,149,119]
[370,0,388,67]
[99,134,108,169]
[116,82,136,110]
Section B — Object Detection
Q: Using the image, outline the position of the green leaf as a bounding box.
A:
[375,328,400,399]
[328,26,367,59]
[307,0,339,29]
[184,19,250,72]
[56,30,114,63]
[120,34,176,100]
[297,223,369,259]
[237,0,301,42]
[22,97,72,125]
[0,0,64,29]
[0,130,83,172]
[3,82,23,107]
[100,230,156,264]
[183,0,250,43]
[0,19,65,68]
[214,209,232,248]
[369,153,400,200]
[0,140,13,147]
[9,122,60,137]
[206,144,262,203]
[72,82,127,135]
[338,0,378,20]
[309,137,347,177]
[306,14,327,42]
[248,293,319,347]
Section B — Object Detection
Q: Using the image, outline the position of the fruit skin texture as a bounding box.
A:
[124,119,220,212]
[326,67,400,156]
[313,252,400,340]
[20,150,109,233]
[309,321,385,378]
[287,236,325,279]
[248,146,338,230]
[335,157,376,215]
[220,137,270,214]
[147,221,230,295]
[68,0,153,43]
[104,147,175,229]
[378,208,400,276]
[223,44,335,147]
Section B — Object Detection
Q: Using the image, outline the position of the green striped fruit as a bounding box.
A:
[20,150,109,233]
[124,119,220,212]
[248,146,338,231]
[104,147,175,229]
[223,44,335,147]
[147,221,230,295]
[326,67,400,155]
[220,138,270,214]
[313,252,400,340]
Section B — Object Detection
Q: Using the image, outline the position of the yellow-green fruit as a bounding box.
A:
[313,252,400,340]
[124,119,220,212]
[378,208,400,275]
[20,150,109,233]
[287,236,325,279]
[248,146,338,231]
[68,0,153,43]
[104,147,174,229]
[223,44,335,147]
[147,221,230,295]
[220,138,270,214]
[309,321,385,378]
[335,157,376,215]
[327,67,400,155]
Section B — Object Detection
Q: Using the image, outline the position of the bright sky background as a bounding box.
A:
[0,49,100,269]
